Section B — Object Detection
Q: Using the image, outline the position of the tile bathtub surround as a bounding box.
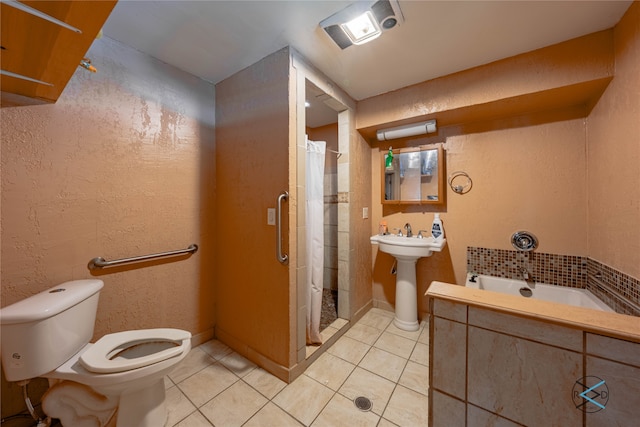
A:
[165,308,429,427]
[466,246,587,287]
[428,294,640,426]
[467,247,640,316]
[587,258,640,316]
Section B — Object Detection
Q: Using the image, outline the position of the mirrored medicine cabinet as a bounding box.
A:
[382,144,444,204]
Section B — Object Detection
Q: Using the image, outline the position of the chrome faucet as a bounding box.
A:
[518,267,535,288]
[404,223,413,237]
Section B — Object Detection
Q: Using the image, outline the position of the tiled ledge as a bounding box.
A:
[426,281,640,344]
[588,258,640,316]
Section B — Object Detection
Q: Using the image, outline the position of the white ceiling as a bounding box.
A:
[103,0,632,102]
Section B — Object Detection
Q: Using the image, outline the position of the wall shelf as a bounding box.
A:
[358,77,612,144]
[1,1,117,107]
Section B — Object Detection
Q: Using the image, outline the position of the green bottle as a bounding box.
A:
[385,147,393,168]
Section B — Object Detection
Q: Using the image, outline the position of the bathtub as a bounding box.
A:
[465,273,614,312]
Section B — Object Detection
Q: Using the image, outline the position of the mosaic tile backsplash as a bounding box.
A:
[587,258,640,316]
[466,247,587,287]
[466,247,640,316]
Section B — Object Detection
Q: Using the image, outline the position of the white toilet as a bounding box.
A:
[0,279,191,427]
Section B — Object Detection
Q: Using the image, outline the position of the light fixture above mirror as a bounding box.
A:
[377,120,437,141]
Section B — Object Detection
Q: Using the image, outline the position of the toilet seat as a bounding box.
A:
[79,328,190,374]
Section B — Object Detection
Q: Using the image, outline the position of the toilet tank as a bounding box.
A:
[0,279,104,382]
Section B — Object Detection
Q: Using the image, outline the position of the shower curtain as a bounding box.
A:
[306,138,326,345]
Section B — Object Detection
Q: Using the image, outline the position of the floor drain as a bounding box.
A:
[354,396,373,412]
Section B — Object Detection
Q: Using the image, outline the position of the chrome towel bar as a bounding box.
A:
[88,244,198,270]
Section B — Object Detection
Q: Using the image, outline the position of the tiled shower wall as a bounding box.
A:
[467,247,640,316]
[324,172,338,290]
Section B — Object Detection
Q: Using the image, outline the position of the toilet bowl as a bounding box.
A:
[47,329,191,394]
[80,328,191,374]
[0,279,192,427]
[44,329,191,426]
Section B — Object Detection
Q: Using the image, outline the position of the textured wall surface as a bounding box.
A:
[214,48,292,371]
[587,1,640,280]
[1,36,215,342]
[350,118,373,315]
[358,20,640,311]
[371,119,587,314]
[1,36,216,416]
[357,29,614,130]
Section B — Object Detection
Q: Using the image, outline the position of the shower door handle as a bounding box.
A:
[276,191,289,265]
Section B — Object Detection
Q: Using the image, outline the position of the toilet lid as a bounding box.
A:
[79,328,191,374]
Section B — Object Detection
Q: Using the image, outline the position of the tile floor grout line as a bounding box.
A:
[378,381,401,425]
[169,349,216,385]
[195,408,214,427]
[173,360,253,426]
[308,388,341,427]
[239,376,269,401]
[170,309,429,427]
[333,368,393,422]
[268,391,309,426]
[238,393,272,427]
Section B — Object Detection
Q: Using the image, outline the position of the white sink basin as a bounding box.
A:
[371,233,446,332]
[370,234,446,260]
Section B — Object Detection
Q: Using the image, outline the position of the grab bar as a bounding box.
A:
[276,191,289,264]
[88,244,198,270]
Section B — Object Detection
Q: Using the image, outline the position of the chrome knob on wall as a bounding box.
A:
[511,231,538,251]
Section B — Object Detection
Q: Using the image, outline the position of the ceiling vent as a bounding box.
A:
[320,0,404,49]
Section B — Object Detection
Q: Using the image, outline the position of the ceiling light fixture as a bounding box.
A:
[341,11,381,45]
[377,120,437,141]
[320,0,404,49]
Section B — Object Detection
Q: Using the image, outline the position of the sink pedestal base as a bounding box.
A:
[370,233,445,332]
[393,257,420,332]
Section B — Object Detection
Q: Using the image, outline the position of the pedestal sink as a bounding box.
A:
[371,234,446,331]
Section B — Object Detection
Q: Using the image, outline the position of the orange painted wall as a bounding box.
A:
[1,37,216,414]
[214,48,292,370]
[363,19,639,315]
[357,30,614,131]
[1,36,216,335]
[587,1,640,280]
[370,120,587,314]
[351,128,374,315]
[307,123,338,175]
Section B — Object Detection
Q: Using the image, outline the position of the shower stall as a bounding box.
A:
[215,47,370,382]
[306,107,340,338]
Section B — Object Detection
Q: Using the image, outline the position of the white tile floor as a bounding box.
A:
[165,308,429,427]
